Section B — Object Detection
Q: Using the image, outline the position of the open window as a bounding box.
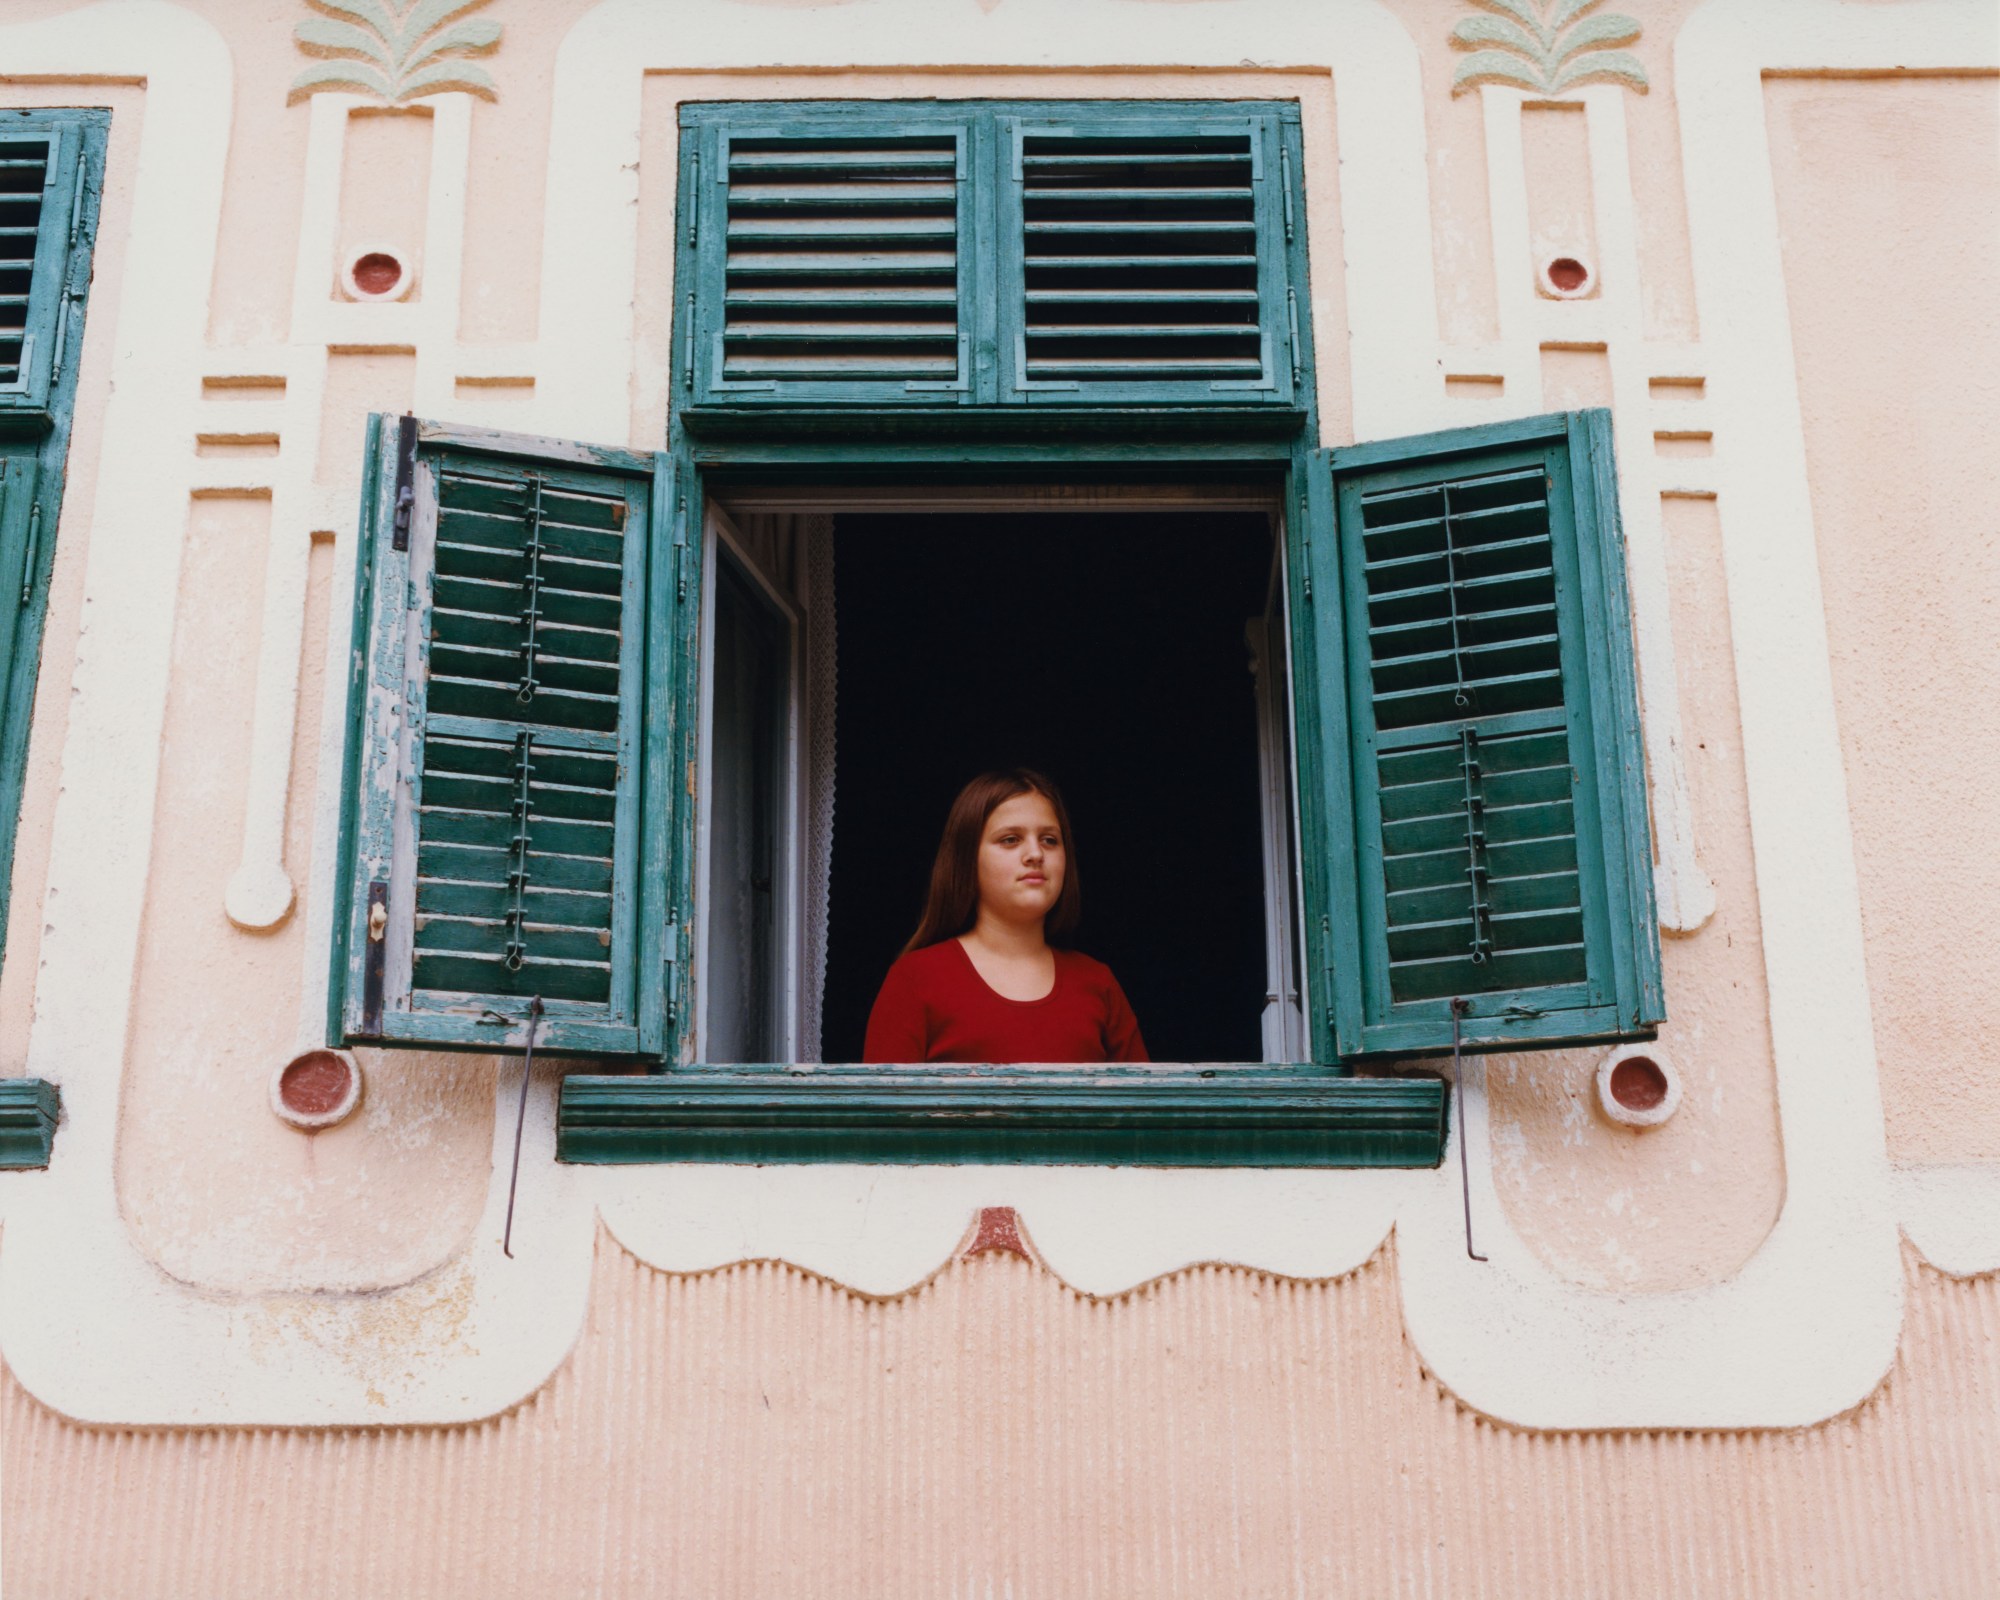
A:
[329,99,1660,1167]
[690,492,1304,1066]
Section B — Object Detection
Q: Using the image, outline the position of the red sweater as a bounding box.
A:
[862,939,1150,1065]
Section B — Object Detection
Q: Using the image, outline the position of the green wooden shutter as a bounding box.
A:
[335,418,672,1057]
[680,108,974,407]
[0,122,89,424]
[1310,410,1662,1057]
[999,106,1301,406]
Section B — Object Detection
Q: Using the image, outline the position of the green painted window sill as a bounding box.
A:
[0,1079,60,1168]
[558,1068,1446,1168]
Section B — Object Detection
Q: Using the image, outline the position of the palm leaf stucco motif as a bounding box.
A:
[1450,0,1647,96]
[290,0,502,104]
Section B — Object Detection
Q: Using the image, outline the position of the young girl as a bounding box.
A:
[863,769,1149,1065]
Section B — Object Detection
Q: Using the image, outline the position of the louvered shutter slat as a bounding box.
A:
[338,418,669,1057]
[1009,119,1295,398]
[1357,458,1587,1010]
[0,136,50,393]
[1313,413,1664,1058]
[0,129,88,418]
[707,130,966,395]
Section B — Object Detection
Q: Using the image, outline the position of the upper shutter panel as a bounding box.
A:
[1315,413,1663,1057]
[695,125,968,402]
[338,418,666,1057]
[1004,111,1299,405]
[0,135,50,395]
[0,128,84,419]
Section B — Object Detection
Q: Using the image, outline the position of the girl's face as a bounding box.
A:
[976,791,1066,927]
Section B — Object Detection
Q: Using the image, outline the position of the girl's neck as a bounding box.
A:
[963,907,1049,959]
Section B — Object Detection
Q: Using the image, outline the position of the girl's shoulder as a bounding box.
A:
[1054,947,1123,990]
[888,940,970,985]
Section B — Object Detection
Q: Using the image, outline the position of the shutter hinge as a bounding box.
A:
[1321,912,1337,1035]
[392,413,418,552]
[1298,498,1312,600]
[66,150,86,247]
[687,150,700,247]
[19,503,43,607]
[1286,289,1301,389]
[51,290,74,381]
[663,918,680,1024]
[362,880,389,1034]
[672,494,689,602]
[1279,143,1295,244]
[49,153,88,383]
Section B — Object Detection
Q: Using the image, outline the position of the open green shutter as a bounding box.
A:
[336,417,669,1057]
[999,105,1301,406]
[680,107,973,406]
[1312,410,1662,1057]
[0,123,88,424]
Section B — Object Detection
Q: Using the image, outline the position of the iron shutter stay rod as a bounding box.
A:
[1453,997,1487,1263]
[502,996,544,1259]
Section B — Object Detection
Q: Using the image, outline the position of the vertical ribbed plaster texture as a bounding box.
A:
[6,1234,1997,1597]
[1766,74,2000,1164]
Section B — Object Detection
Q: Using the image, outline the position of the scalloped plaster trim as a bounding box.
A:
[1894,1163,2000,1278]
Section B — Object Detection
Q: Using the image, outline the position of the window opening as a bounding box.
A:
[694,501,1293,1066]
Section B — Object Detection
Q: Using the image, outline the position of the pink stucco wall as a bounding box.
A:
[8,1230,1998,1598]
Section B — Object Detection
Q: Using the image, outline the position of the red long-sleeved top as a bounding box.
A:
[862,939,1150,1065]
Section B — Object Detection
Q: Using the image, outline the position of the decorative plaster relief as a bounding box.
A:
[1452,0,1648,97]
[291,0,502,105]
[0,0,1993,1437]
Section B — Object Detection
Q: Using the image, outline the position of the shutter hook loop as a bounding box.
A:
[1452,997,1488,1263]
[502,996,544,1260]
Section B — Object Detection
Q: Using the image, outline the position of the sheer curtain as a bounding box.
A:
[799,513,837,1062]
[717,510,837,1060]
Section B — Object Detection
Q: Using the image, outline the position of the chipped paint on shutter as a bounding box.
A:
[337,420,660,1057]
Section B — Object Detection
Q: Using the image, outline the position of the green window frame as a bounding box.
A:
[329,100,1664,1169]
[674,100,1309,413]
[0,107,108,1170]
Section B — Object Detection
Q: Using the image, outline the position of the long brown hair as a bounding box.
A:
[901,769,1082,957]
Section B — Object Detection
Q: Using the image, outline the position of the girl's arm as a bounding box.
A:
[862,957,931,1064]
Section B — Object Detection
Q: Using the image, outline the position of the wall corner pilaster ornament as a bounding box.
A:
[289,0,503,105]
[1450,0,1648,96]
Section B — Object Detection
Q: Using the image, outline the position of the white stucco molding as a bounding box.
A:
[1894,1164,2000,1278]
[3,0,1991,1431]
[1475,82,1717,933]
[1396,0,1998,1429]
[0,5,590,1428]
[537,0,1440,444]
